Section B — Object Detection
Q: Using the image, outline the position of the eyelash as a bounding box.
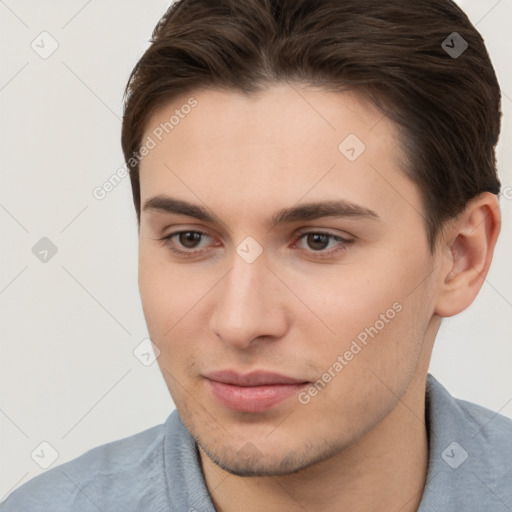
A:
[157,229,354,259]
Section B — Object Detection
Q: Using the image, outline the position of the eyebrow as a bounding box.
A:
[142,195,380,229]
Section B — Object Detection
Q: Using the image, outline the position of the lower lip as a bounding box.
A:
[206,379,308,413]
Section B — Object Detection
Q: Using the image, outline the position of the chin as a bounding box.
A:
[197,435,345,478]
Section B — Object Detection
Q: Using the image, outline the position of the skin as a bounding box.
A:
[137,83,500,512]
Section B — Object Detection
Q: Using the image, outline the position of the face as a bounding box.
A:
[137,83,442,476]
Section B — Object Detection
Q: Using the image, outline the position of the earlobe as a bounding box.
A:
[434,193,501,318]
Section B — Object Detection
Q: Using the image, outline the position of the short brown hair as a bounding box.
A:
[121,0,502,250]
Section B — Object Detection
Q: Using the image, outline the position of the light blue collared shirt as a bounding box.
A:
[1,374,511,511]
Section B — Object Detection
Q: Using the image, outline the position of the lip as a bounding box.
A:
[204,370,307,386]
[204,370,309,413]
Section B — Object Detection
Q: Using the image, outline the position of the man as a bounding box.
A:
[2,0,510,510]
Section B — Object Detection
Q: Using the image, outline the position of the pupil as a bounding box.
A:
[180,232,200,248]
[308,233,328,251]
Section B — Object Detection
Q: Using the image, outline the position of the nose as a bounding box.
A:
[208,249,287,350]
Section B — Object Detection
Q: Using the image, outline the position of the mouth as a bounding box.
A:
[203,370,310,413]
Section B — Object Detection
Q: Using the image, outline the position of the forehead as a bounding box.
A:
[138,84,420,228]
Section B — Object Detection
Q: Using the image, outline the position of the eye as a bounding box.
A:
[294,231,354,257]
[158,230,212,257]
[157,229,354,258]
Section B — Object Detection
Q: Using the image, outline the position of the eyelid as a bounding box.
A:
[158,227,355,259]
[294,226,354,241]
[292,230,354,257]
[158,229,214,255]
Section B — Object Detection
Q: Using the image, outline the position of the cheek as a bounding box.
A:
[138,245,215,374]
[283,262,396,339]
[138,245,191,344]
[138,248,168,332]
[290,250,431,368]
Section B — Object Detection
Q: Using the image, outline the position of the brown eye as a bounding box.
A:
[158,230,212,257]
[178,231,203,249]
[294,231,354,258]
[305,233,331,251]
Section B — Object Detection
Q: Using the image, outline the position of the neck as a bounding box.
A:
[199,373,429,512]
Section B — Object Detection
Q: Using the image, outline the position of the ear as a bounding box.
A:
[434,192,501,318]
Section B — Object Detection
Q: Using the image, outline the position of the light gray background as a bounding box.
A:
[1,0,511,499]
